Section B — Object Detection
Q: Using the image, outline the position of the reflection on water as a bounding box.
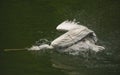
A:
[0,0,120,75]
[51,51,120,75]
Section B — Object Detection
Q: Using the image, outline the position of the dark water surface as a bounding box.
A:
[0,0,120,75]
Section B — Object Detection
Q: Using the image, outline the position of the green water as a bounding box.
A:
[0,0,120,75]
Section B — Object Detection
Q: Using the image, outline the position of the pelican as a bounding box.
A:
[28,20,105,53]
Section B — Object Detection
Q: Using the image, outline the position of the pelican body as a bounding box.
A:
[29,20,105,53]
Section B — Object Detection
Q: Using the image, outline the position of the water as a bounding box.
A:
[0,0,120,75]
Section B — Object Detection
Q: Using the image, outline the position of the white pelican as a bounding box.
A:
[28,20,105,53]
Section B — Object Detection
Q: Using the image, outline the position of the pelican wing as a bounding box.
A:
[56,20,86,31]
[51,28,95,48]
